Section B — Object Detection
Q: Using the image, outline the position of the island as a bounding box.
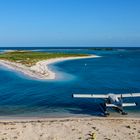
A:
[0,51,98,80]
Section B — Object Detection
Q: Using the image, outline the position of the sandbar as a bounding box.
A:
[0,55,99,80]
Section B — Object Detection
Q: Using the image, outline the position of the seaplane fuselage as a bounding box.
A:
[107,94,122,106]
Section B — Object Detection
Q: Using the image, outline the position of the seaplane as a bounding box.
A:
[73,93,140,116]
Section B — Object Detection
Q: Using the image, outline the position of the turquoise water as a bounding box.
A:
[0,48,140,118]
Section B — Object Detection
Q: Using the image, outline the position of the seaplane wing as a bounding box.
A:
[116,93,140,98]
[73,94,108,99]
[122,103,137,107]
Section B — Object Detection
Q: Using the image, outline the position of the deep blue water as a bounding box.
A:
[0,48,140,118]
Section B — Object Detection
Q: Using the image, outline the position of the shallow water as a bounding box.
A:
[0,47,140,118]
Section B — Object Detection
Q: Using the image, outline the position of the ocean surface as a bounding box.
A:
[0,47,140,118]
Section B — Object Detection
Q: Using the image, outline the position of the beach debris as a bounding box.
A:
[125,125,131,129]
[92,127,96,130]
[13,136,18,139]
[104,138,111,140]
[88,132,96,140]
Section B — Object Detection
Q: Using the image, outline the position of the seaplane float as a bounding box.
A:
[73,93,140,116]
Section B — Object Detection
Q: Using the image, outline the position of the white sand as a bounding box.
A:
[0,55,99,80]
[0,117,139,140]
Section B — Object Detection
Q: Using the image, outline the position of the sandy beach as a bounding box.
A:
[0,117,139,140]
[0,55,98,80]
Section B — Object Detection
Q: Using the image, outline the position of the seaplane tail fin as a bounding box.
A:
[122,103,137,107]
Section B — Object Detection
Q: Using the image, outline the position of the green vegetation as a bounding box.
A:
[0,51,89,67]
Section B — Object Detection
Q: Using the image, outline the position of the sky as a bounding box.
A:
[0,0,140,47]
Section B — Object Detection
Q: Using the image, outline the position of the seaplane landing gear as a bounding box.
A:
[104,111,110,117]
[121,111,128,115]
[100,103,110,117]
[116,108,128,115]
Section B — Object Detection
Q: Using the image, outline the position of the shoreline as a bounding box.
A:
[0,55,99,80]
[0,115,140,122]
